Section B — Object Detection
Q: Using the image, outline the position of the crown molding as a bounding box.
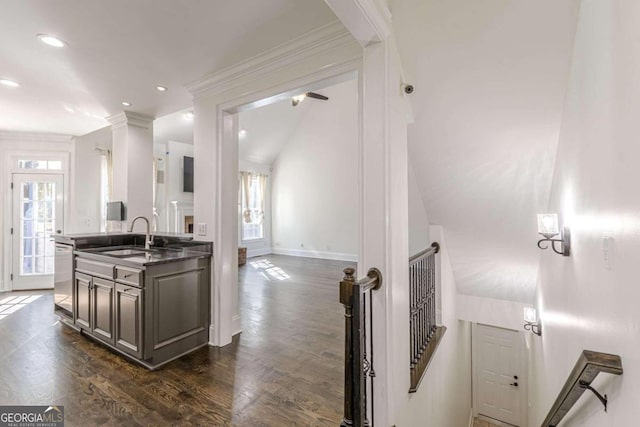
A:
[106,111,154,130]
[360,0,392,42]
[0,131,72,143]
[186,20,358,99]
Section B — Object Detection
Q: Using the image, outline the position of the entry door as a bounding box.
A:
[12,173,64,290]
[476,324,522,426]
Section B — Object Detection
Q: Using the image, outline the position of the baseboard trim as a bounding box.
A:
[232,314,242,336]
[208,324,217,347]
[246,247,272,258]
[271,247,357,262]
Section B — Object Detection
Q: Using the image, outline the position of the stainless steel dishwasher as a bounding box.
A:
[54,242,74,318]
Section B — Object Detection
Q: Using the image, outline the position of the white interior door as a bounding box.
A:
[476,324,522,426]
[12,173,64,290]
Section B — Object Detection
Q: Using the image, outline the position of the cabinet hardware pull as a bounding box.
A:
[123,273,134,278]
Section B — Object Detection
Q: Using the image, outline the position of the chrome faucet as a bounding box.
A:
[128,216,154,250]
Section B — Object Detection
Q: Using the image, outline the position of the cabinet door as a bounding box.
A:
[92,277,115,344]
[115,284,143,358]
[74,272,92,329]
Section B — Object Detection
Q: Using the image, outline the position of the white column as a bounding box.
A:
[106,111,154,231]
[192,98,240,346]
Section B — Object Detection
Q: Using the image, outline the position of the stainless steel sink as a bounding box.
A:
[100,249,148,257]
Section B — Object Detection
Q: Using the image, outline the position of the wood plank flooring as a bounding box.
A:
[0,255,354,426]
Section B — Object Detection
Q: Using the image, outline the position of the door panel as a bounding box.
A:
[115,284,143,358]
[12,173,64,290]
[75,273,91,329]
[92,277,115,344]
[477,324,522,426]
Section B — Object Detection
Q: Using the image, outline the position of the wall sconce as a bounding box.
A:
[524,307,542,336]
[537,213,571,256]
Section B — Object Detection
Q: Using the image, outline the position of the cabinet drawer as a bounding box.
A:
[115,266,143,287]
[76,258,114,279]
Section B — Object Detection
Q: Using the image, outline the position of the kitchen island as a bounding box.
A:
[54,233,212,369]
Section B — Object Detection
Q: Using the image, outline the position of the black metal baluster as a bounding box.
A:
[362,290,369,427]
[369,290,375,427]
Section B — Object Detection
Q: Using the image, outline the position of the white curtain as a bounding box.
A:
[257,174,267,224]
[239,171,267,224]
[240,171,253,223]
[96,148,113,232]
[152,157,159,232]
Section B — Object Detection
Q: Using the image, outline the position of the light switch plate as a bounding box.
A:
[197,223,207,236]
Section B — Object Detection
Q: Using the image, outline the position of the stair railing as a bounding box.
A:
[340,267,382,427]
[542,350,623,426]
[408,242,446,392]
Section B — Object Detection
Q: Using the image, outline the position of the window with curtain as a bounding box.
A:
[240,171,266,241]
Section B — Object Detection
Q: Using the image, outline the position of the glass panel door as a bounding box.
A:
[12,173,64,290]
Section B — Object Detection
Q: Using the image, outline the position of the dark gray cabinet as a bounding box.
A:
[73,254,210,369]
[92,277,115,345]
[115,284,143,358]
[74,272,115,345]
[74,272,92,330]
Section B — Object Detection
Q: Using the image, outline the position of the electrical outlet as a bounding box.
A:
[197,223,207,236]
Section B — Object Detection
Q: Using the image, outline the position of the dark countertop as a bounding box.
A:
[56,232,212,267]
[75,245,211,267]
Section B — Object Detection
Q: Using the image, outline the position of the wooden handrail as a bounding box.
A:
[542,350,623,427]
[409,242,440,264]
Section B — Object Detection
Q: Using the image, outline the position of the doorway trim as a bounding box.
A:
[189,4,403,424]
[187,20,362,347]
[471,322,529,427]
[1,144,71,292]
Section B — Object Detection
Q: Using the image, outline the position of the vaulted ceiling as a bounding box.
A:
[0,0,338,136]
[394,0,581,303]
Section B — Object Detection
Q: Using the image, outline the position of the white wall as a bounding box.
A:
[393,0,581,304]
[408,161,430,256]
[528,1,640,426]
[70,126,110,233]
[396,225,472,427]
[270,79,358,262]
[458,294,527,332]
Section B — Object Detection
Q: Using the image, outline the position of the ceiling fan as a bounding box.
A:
[292,92,329,106]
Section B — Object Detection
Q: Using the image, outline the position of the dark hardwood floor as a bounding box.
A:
[0,254,354,426]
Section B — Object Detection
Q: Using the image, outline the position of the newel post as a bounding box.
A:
[340,267,356,427]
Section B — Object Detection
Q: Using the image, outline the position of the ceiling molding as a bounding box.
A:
[0,131,72,143]
[106,111,154,130]
[359,0,392,42]
[186,20,357,99]
[323,0,391,46]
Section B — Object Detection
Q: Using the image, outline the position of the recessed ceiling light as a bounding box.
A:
[238,129,247,138]
[37,34,66,48]
[0,79,20,87]
[121,101,131,107]
[184,111,194,120]
[156,86,167,92]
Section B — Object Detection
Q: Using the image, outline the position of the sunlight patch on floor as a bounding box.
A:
[250,259,291,280]
[0,294,42,320]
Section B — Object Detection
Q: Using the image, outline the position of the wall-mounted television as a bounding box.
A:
[183,156,194,193]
